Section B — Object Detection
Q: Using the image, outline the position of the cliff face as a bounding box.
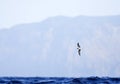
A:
[0,16,120,77]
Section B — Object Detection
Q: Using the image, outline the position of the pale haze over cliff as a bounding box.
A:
[0,16,120,77]
[0,0,120,77]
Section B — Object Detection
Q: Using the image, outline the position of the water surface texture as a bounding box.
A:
[0,77,120,84]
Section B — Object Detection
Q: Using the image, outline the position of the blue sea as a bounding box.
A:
[0,77,120,84]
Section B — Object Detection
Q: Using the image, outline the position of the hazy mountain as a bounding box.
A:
[0,16,120,77]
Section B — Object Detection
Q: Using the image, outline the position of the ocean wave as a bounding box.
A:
[0,77,120,84]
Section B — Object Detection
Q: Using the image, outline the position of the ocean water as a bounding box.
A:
[0,77,120,84]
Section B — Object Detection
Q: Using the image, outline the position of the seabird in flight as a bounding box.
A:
[77,42,81,56]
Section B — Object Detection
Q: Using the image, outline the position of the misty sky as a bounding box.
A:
[0,0,120,29]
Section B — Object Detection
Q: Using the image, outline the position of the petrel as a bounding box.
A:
[77,42,81,56]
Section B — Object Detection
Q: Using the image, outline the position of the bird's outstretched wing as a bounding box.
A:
[77,43,80,48]
[78,49,81,56]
